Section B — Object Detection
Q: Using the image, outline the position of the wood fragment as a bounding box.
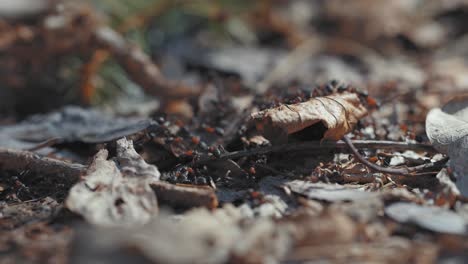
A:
[0,146,218,211]
[0,147,84,180]
[150,182,218,210]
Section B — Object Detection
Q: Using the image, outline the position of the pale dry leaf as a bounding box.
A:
[284,180,377,202]
[426,95,468,196]
[251,92,368,143]
[65,138,159,226]
[385,202,467,235]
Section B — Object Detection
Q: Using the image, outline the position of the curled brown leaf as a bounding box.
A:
[251,92,368,143]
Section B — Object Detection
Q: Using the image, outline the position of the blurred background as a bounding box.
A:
[0,0,466,121]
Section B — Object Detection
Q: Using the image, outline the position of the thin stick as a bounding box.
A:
[191,139,436,166]
[342,136,447,176]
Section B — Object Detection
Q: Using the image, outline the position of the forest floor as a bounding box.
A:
[0,1,468,263]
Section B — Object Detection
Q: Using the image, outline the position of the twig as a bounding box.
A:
[0,148,84,180]
[342,136,448,176]
[191,139,437,166]
[0,147,217,210]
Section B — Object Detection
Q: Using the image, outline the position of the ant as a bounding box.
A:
[318,79,378,109]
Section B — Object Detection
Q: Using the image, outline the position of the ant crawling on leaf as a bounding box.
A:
[321,79,365,96]
[319,79,378,109]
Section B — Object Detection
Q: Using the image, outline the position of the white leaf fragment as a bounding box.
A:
[66,138,160,226]
[386,202,467,235]
[426,96,468,196]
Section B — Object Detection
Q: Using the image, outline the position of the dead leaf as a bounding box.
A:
[251,92,368,143]
[426,95,468,196]
[0,106,152,149]
[65,138,159,226]
[285,180,377,202]
[385,202,467,235]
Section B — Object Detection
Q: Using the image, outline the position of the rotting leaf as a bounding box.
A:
[426,95,468,196]
[251,92,368,143]
[385,202,467,235]
[65,138,159,226]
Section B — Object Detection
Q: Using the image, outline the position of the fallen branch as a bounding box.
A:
[342,136,448,176]
[0,147,217,210]
[191,139,437,166]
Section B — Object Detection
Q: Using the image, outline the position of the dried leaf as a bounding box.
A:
[0,106,152,149]
[285,180,377,202]
[65,138,159,226]
[385,202,467,235]
[251,92,368,143]
[426,95,468,196]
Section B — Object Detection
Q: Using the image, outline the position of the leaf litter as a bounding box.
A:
[1,1,468,263]
[426,95,468,196]
[65,138,160,226]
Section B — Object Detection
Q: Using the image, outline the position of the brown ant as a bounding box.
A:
[320,79,378,109]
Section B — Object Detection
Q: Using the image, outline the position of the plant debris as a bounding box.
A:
[2,1,468,263]
[65,138,160,226]
[427,95,468,196]
[251,91,368,143]
[385,202,467,235]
